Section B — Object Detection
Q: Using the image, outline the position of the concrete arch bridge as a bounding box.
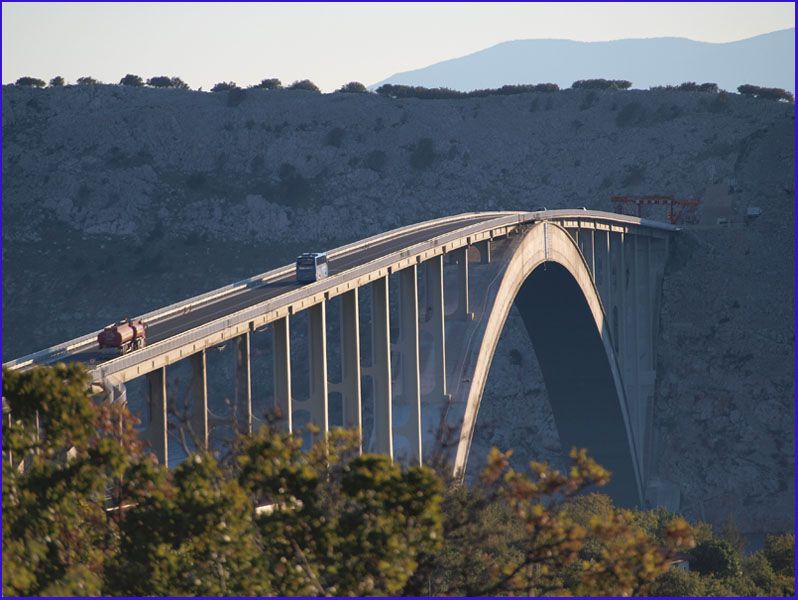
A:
[4,210,675,506]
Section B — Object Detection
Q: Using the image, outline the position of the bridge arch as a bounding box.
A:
[453,222,642,506]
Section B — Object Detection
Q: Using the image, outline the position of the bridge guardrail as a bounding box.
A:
[3,211,507,371]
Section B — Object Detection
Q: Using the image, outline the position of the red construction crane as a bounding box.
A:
[611,195,700,225]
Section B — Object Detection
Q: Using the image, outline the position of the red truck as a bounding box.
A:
[97,319,147,354]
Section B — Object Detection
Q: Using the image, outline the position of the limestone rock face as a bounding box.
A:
[2,85,793,537]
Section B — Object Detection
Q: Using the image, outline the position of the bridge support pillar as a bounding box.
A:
[340,289,362,447]
[371,276,393,458]
[478,239,492,264]
[272,316,292,432]
[455,247,471,319]
[235,332,252,434]
[144,367,168,466]
[189,350,208,451]
[308,302,328,439]
[398,266,422,465]
[599,230,612,315]
[425,255,447,400]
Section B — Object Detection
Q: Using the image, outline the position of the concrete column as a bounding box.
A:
[340,289,362,442]
[272,316,292,432]
[618,232,627,363]
[456,246,470,319]
[189,350,208,451]
[589,229,597,282]
[478,239,492,264]
[426,255,447,399]
[399,266,422,465]
[371,275,393,458]
[308,302,328,438]
[602,230,612,318]
[145,367,168,466]
[235,332,252,434]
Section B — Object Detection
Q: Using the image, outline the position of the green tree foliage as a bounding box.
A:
[2,365,443,596]
[48,76,65,87]
[337,81,369,93]
[764,534,795,576]
[76,76,100,85]
[689,538,742,577]
[738,84,794,103]
[288,79,321,92]
[169,77,189,90]
[408,449,694,596]
[146,75,188,89]
[15,76,46,88]
[211,81,238,92]
[6,364,792,597]
[376,82,559,100]
[119,74,144,87]
[572,78,632,90]
[252,78,282,89]
[2,364,144,595]
[652,82,719,93]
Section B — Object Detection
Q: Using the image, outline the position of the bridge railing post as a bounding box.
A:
[371,275,393,458]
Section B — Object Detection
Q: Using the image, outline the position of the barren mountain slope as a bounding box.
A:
[2,85,793,536]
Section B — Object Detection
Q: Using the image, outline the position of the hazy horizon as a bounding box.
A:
[2,2,795,92]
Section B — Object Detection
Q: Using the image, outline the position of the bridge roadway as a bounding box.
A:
[34,213,499,368]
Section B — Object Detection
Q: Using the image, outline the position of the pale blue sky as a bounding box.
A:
[2,2,794,91]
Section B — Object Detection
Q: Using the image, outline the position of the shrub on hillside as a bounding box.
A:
[409,138,435,169]
[48,76,65,87]
[288,79,321,92]
[737,84,794,103]
[15,76,45,88]
[376,82,559,100]
[252,78,282,89]
[616,101,646,127]
[470,83,560,97]
[324,127,345,147]
[119,74,144,86]
[364,149,387,171]
[227,86,248,107]
[337,81,369,93]
[211,81,238,92]
[572,78,632,90]
[76,76,100,85]
[679,81,719,93]
[376,84,465,99]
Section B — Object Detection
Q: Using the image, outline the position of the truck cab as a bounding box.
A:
[296,252,329,283]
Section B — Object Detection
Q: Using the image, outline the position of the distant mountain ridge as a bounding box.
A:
[373,28,794,93]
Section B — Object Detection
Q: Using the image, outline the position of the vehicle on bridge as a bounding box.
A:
[296,252,329,283]
[97,318,147,354]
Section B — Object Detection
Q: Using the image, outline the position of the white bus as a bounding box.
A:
[296,252,329,283]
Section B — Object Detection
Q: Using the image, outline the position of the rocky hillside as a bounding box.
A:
[2,84,793,537]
